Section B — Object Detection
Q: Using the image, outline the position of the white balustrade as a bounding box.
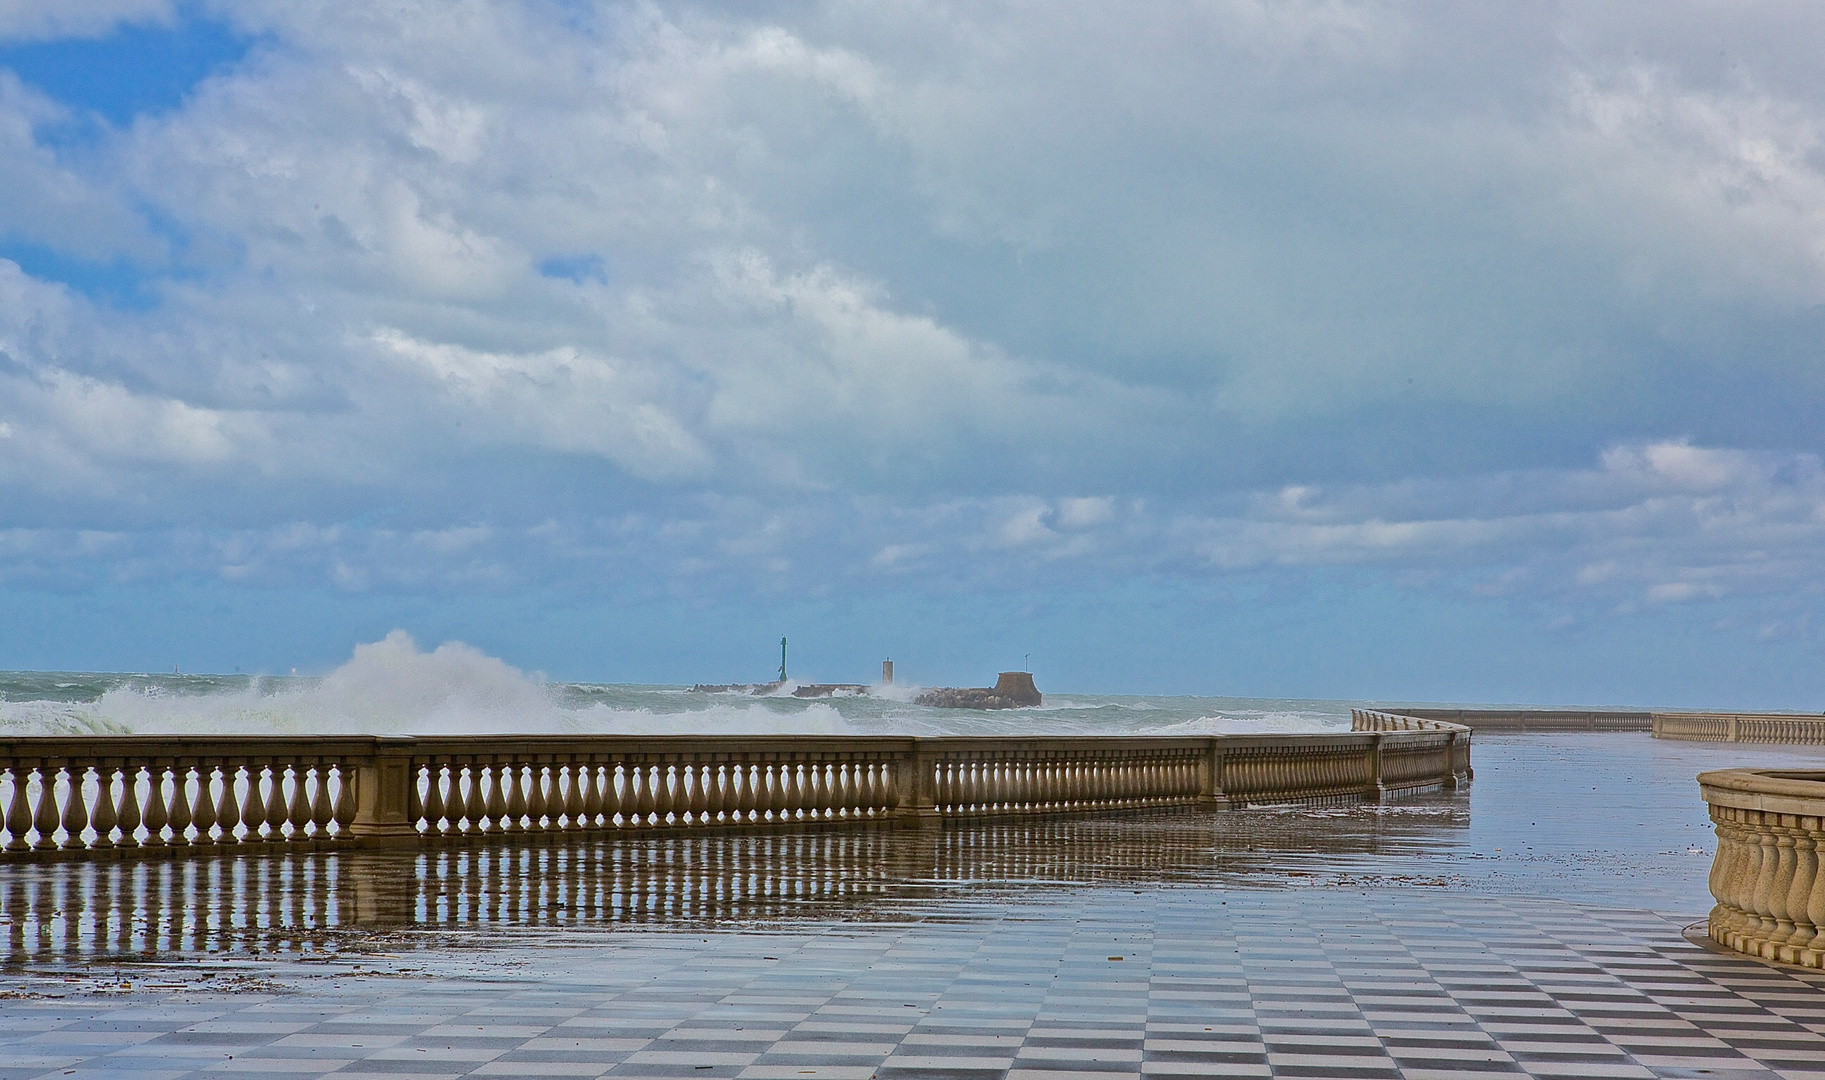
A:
[0,724,1471,860]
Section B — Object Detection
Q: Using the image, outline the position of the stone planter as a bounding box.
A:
[1699,768,1825,969]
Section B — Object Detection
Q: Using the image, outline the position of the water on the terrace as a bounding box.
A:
[4,733,1823,966]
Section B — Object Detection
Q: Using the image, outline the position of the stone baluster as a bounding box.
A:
[481,763,507,834]
[705,762,728,823]
[581,762,606,828]
[1750,824,1782,942]
[90,766,119,850]
[143,765,172,846]
[1802,822,1825,954]
[620,761,641,828]
[56,766,87,850]
[167,765,195,845]
[667,761,689,824]
[605,761,628,825]
[460,764,484,833]
[680,762,702,824]
[218,764,244,843]
[718,762,741,823]
[1779,820,1816,951]
[811,761,832,819]
[28,766,60,851]
[298,765,324,838]
[116,766,143,848]
[261,765,287,840]
[530,763,553,829]
[556,763,578,828]
[281,765,307,839]
[500,762,526,833]
[420,764,443,834]
[646,758,667,828]
[782,759,805,820]
[765,761,788,820]
[189,764,217,844]
[331,766,356,835]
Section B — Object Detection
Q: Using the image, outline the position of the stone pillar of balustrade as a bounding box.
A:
[347,738,422,846]
[1197,740,1231,808]
[893,744,942,825]
[1699,768,1825,970]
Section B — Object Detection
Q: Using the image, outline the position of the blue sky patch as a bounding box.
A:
[538,253,609,284]
[0,240,158,310]
[0,15,253,128]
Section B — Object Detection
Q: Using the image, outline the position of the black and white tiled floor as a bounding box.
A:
[2,888,1822,1080]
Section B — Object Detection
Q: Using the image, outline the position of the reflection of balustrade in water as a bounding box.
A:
[0,715,1469,860]
[1699,768,1825,969]
[0,800,1471,963]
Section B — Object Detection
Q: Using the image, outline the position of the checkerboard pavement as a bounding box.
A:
[2,886,1821,1080]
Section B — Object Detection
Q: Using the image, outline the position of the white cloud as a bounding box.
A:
[370,327,710,480]
[0,0,171,42]
[3,2,1825,651]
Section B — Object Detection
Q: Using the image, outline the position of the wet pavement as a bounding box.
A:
[2,733,1824,1078]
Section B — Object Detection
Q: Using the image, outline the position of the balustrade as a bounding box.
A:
[1699,768,1825,969]
[1,721,1470,862]
[1657,713,1825,745]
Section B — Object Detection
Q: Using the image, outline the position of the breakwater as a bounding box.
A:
[0,711,1468,861]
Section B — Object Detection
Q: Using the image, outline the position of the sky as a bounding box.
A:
[2,0,1824,706]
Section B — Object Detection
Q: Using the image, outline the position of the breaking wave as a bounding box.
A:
[0,630,1353,737]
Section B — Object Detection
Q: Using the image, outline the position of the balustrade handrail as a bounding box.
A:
[1698,767,1825,970]
[0,719,1471,862]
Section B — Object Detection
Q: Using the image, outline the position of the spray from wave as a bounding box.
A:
[0,631,1353,737]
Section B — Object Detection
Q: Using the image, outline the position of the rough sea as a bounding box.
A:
[0,631,1353,737]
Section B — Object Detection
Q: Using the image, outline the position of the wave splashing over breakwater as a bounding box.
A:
[0,631,1352,737]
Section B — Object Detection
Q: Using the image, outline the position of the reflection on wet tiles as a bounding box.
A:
[0,801,1474,963]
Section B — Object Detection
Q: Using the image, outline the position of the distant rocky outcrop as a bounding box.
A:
[789,683,869,698]
[914,672,1041,710]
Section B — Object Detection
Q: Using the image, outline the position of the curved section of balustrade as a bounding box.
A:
[0,727,1473,860]
[1660,714,1825,746]
[1699,768,1825,970]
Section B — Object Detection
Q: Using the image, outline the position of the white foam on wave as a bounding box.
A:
[0,631,869,737]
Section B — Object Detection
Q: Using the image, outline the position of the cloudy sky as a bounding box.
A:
[2,0,1823,705]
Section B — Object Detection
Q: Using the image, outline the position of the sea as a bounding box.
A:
[0,631,1352,738]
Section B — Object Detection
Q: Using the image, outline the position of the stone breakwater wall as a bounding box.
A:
[0,712,1467,862]
[1699,768,1825,970]
[914,672,1043,710]
[1655,713,1825,746]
